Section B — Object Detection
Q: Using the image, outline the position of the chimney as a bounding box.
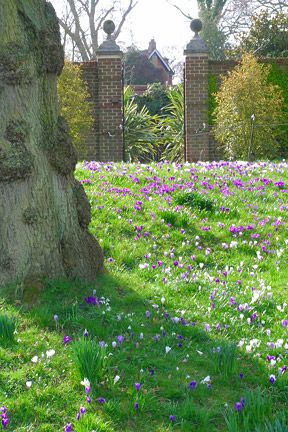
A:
[148,39,156,54]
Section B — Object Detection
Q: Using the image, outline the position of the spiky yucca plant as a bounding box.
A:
[124,87,159,162]
[160,85,184,162]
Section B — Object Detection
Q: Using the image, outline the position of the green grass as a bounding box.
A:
[72,338,107,390]
[1,160,288,431]
[0,314,16,347]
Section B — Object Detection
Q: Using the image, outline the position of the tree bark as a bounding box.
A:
[0,0,104,295]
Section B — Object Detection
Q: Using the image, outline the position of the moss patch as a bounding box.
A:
[45,117,77,176]
[0,120,33,181]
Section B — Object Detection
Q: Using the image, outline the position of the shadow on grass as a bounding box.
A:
[1,274,287,431]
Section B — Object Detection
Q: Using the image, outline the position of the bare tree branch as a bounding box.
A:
[113,0,138,40]
[52,0,138,61]
[171,3,193,20]
[58,16,89,61]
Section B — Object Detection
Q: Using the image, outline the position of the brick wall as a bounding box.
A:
[184,54,209,162]
[78,56,124,162]
[97,56,124,162]
[79,54,287,163]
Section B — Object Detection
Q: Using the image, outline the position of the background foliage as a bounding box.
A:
[236,11,288,58]
[123,87,159,162]
[135,83,170,116]
[58,61,94,158]
[267,64,288,157]
[212,53,284,160]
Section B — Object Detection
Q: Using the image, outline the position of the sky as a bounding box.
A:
[50,0,199,57]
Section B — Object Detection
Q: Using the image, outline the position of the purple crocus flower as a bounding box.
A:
[169,415,176,423]
[281,319,288,327]
[1,406,8,430]
[269,375,276,384]
[54,314,59,322]
[266,355,276,362]
[134,402,139,410]
[188,380,197,390]
[134,383,141,391]
[63,335,70,345]
[117,335,124,344]
[234,402,242,412]
[84,296,98,305]
[145,310,151,318]
[229,297,235,305]
[64,424,73,432]
[239,372,244,380]
[96,397,106,404]
[79,407,86,415]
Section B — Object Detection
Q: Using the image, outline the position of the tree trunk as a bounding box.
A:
[0,0,104,296]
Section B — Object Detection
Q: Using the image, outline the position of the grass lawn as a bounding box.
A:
[1,160,288,431]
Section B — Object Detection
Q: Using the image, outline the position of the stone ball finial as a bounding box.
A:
[190,19,202,35]
[103,20,116,36]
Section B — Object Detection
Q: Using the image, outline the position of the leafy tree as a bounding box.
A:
[135,83,170,115]
[199,8,228,59]
[236,11,288,57]
[212,53,284,160]
[173,0,228,59]
[174,0,287,51]
[124,48,164,85]
[160,85,184,162]
[124,87,159,162]
[58,61,94,158]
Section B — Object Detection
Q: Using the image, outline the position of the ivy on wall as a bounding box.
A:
[267,64,288,157]
[208,73,218,126]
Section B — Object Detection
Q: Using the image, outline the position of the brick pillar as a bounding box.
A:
[184,19,209,162]
[96,20,124,162]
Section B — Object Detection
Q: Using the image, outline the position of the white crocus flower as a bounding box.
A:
[80,378,90,388]
[114,375,120,384]
[201,376,211,384]
[46,349,55,358]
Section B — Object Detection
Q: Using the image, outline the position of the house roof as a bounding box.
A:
[148,49,174,75]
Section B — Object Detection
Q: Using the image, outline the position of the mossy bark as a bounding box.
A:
[0,0,104,293]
